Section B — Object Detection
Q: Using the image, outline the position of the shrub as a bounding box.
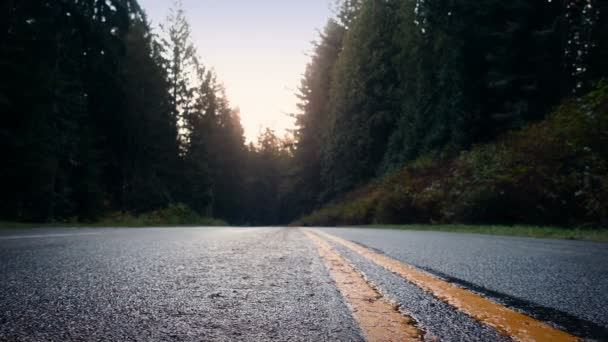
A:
[100,203,227,226]
[298,83,608,227]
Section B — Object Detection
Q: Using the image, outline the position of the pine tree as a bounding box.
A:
[333,0,363,29]
[121,16,180,212]
[321,0,402,201]
[242,129,290,225]
[0,0,95,220]
[159,1,214,215]
[287,19,346,218]
[160,0,199,151]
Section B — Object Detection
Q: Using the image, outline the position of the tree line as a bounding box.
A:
[0,0,287,225]
[1,0,606,225]
[285,0,607,223]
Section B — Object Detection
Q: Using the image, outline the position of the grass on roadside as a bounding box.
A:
[0,219,227,229]
[0,203,227,229]
[356,224,608,242]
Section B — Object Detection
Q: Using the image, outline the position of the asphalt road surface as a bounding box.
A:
[0,227,606,341]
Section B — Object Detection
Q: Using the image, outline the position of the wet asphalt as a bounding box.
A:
[0,227,607,341]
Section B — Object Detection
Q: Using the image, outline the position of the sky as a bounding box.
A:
[138,0,334,142]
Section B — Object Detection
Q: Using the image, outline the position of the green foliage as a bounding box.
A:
[284,19,346,221]
[0,1,242,225]
[120,18,180,213]
[242,129,293,225]
[295,180,380,226]
[1,0,134,221]
[312,0,608,210]
[297,85,608,228]
[296,0,607,227]
[100,203,226,226]
[3,1,607,227]
[333,0,363,29]
[358,225,608,242]
[322,0,403,201]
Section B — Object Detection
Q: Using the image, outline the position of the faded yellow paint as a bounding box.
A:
[303,230,422,342]
[312,230,580,342]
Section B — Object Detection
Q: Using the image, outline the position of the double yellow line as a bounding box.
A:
[304,229,580,342]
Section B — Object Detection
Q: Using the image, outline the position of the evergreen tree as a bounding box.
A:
[333,0,363,29]
[0,0,186,221]
[160,1,215,215]
[321,0,402,201]
[243,129,288,225]
[1,0,98,220]
[288,19,346,218]
[2,0,606,225]
[121,16,180,212]
[160,0,199,150]
[189,69,246,221]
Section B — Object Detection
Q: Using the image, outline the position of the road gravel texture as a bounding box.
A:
[1,227,607,341]
[319,228,608,340]
[326,240,511,342]
[0,228,362,341]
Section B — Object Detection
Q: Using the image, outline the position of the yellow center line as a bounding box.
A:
[303,230,422,342]
[311,229,580,342]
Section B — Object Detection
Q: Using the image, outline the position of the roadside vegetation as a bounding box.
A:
[0,1,291,226]
[296,84,608,231]
[98,204,227,227]
[357,225,608,242]
[2,1,606,228]
[288,0,607,233]
[0,204,226,228]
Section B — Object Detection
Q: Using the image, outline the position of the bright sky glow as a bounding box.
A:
[138,0,333,142]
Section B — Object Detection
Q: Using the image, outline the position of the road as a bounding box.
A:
[0,227,606,341]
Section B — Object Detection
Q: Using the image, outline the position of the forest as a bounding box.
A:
[1,0,607,227]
